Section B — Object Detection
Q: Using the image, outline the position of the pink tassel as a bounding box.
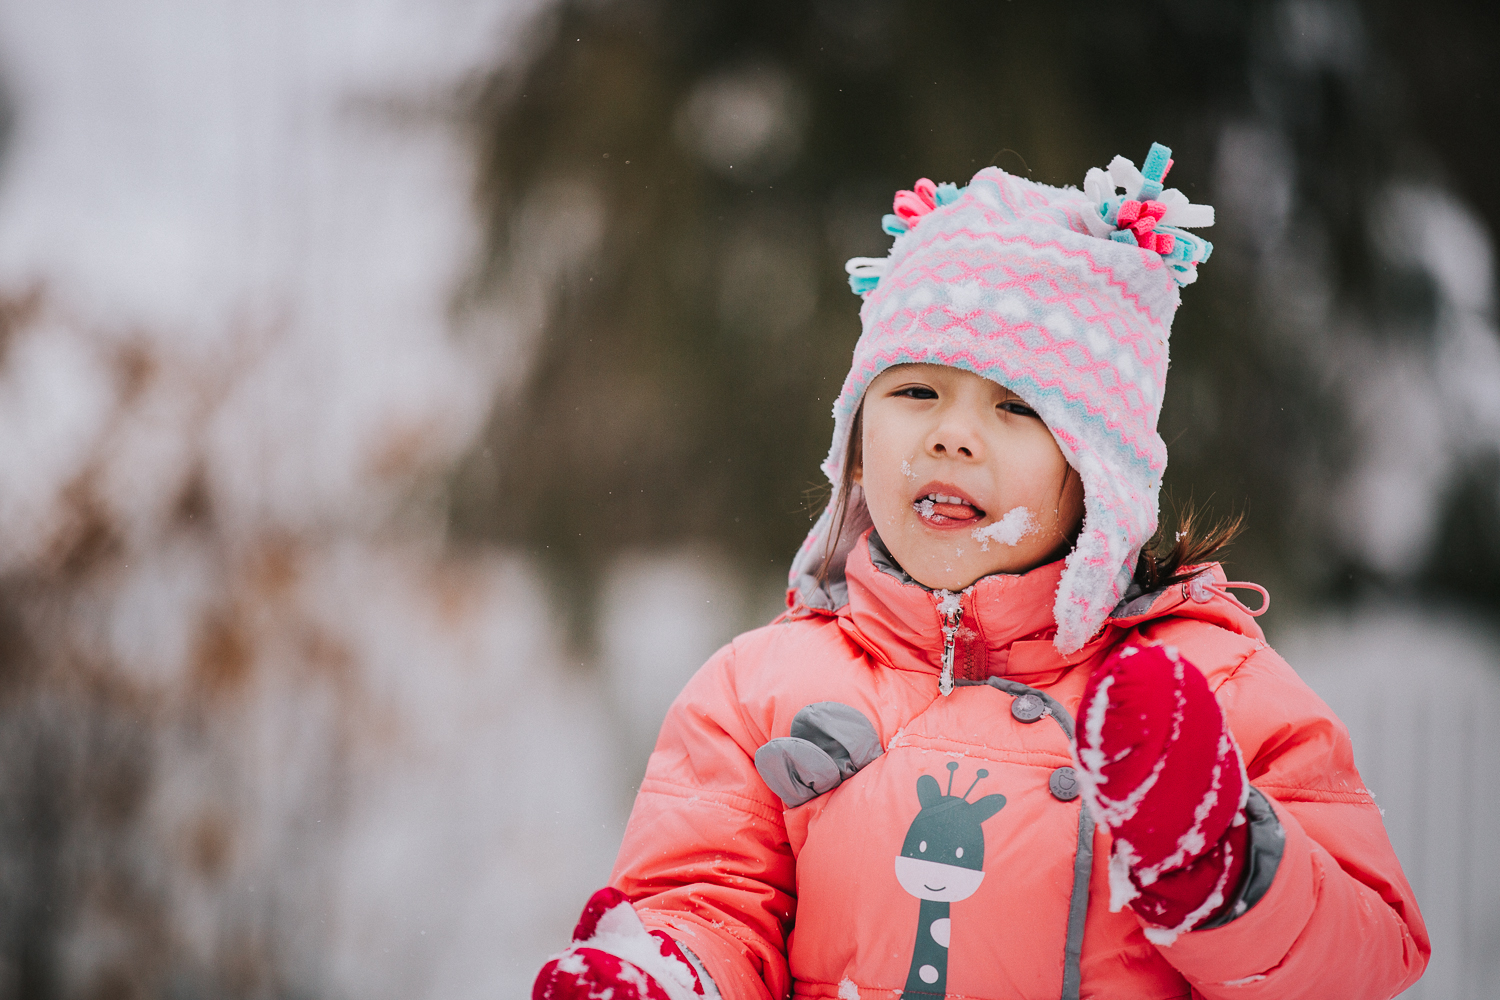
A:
[893,189,929,224]
[914,177,937,209]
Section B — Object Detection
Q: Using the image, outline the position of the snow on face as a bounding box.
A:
[855,364,1084,590]
[971,506,1035,550]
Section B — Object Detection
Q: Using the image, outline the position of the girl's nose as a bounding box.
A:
[928,409,985,460]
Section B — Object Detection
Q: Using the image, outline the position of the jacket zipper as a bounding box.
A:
[939,603,962,696]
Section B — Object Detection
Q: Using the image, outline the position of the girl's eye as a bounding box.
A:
[895,386,938,400]
[999,400,1038,418]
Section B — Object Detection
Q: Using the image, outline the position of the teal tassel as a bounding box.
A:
[882,214,909,236]
[934,182,961,206]
[1110,230,1136,245]
[1157,226,1212,265]
[1139,142,1171,200]
[1141,142,1172,180]
[848,273,881,295]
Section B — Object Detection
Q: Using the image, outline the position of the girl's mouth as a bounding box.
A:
[914,491,986,525]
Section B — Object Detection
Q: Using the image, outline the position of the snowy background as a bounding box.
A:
[0,1,1494,998]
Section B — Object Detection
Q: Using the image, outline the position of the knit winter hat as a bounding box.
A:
[789,143,1214,654]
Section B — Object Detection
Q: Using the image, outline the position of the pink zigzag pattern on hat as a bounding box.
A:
[883,225,1176,326]
[870,289,1170,389]
[873,271,1164,366]
[868,299,1162,395]
[867,252,1171,381]
[885,311,1160,416]
[960,175,1179,290]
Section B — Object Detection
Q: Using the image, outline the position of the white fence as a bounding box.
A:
[1278,607,1500,999]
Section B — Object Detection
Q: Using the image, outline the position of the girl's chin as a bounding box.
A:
[894,525,1043,586]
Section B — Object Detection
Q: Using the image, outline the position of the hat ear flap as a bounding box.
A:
[1052,462,1154,655]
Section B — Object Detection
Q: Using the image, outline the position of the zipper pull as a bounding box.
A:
[938,602,962,696]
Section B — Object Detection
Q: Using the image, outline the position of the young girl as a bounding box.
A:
[533,144,1429,1000]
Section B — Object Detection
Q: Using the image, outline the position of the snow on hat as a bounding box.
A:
[789,143,1215,654]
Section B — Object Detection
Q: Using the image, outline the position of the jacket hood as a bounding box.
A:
[810,529,1263,685]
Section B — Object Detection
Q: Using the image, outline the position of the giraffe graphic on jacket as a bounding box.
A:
[893,761,1006,999]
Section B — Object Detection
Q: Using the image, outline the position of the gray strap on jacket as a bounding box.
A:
[958,678,1090,1000]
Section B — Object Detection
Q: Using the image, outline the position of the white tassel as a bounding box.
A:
[1083,166,1114,205]
[845,256,888,276]
[1158,189,1214,228]
[1108,155,1145,199]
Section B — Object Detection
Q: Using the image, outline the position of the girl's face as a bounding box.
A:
[854,363,1085,591]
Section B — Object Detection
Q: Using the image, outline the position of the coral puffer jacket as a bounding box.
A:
[611,532,1428,1000]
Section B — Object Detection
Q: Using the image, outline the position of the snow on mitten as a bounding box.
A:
[533,888,708,1000]
[1073,643,1250,943]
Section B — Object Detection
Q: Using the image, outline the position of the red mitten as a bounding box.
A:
[1073,643,1250,942]
[534,888,707,1000]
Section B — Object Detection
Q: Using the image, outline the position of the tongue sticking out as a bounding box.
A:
[915,497,984,523]
[931,502,980,521]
